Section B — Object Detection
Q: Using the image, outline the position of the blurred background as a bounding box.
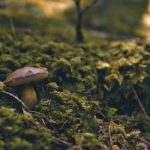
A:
[0,0,148,41]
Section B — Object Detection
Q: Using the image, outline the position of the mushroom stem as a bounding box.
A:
[18,83,37,110]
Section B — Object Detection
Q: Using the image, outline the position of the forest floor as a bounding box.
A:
[0,1,150,150]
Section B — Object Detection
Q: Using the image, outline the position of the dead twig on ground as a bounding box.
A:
[1,90,29,111]
[1,90,56,128]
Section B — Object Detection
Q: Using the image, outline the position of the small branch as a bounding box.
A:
[1,90,57,128]
[131,86,150,122]
[4,0,17,39]
[53,137,72,147]
[73,0,99,42]
[58,119,71,132]
[9,16,17,39]
[108,125,113,150]
[139,137,150,146]
[81,0,99,15]
[1,90,29,112]
[30,110,56,125]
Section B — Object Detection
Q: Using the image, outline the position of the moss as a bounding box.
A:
[0,81,5,91]
[0,35,150,149]
[8,138,33,150]
[0,107,55,150]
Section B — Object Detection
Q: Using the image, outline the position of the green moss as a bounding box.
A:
[8,138,33,150]
[0,81,5,91]
[0,107,55,150]
[0,35,150,149]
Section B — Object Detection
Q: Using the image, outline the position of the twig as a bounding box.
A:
[30,110,56,125]
[74,0,99,15]
[67,145,83,150]
[108,125,113,150]
[131,86,150,122]
[9,16,17,39]
[139,137,150,146]
[1,90,29,112]
[81,0,99,15]
[4,0,17,39]
[58,119,71,131]
[53,137,72,147]
[1,90,57,128]
[73,0,99,42]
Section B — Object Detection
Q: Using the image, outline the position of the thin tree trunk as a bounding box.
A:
[76,12,84,43]
[74,0,84,43]
[74,0,99,43]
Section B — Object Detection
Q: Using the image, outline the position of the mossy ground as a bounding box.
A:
[0,0,150,149]
[0,34,150,149]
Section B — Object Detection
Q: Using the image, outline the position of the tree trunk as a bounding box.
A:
[76,12,84,43]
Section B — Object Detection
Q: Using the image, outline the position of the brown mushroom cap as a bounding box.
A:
[4,67,48,86]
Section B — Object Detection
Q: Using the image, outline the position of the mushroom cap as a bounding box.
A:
[4,67,48,86]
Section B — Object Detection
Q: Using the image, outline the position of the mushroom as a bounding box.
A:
[4,67,48,109]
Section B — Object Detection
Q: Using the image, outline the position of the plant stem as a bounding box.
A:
[108,125,113,150]
[131,86,150,122]
[1,90,29,111]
